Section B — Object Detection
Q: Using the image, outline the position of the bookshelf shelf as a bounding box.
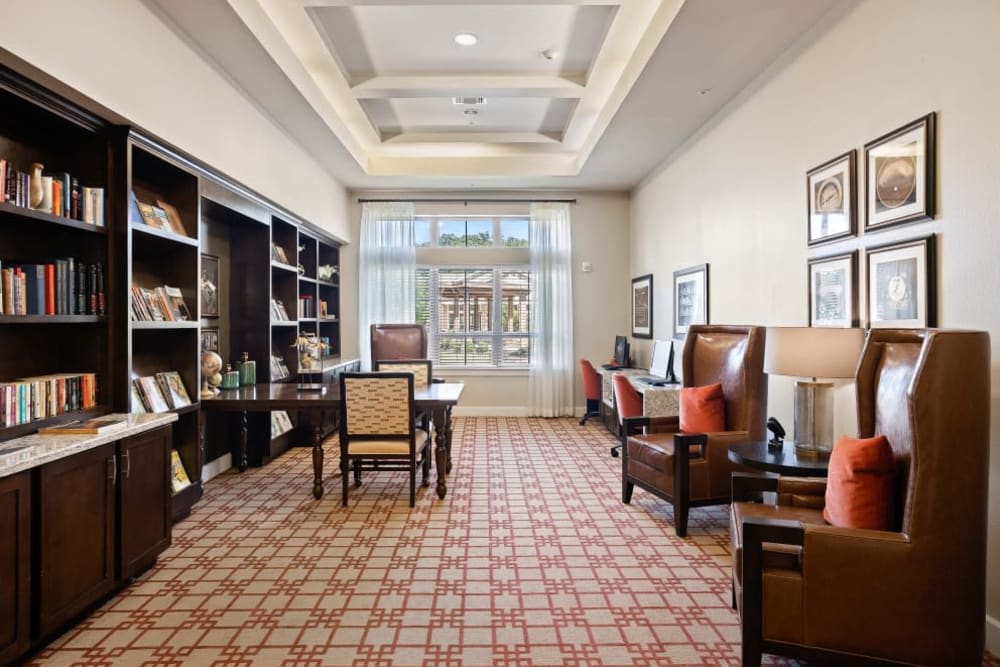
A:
[270,261,298,273]
[0,315,106,324]
[317,279,338,288]
[299,276,316,285]
[171,403,200,417]
[130,321,199,330]
[0,405,110,442]
[271,320,297,327]
[131,222,200,248]
[0,202,108,234]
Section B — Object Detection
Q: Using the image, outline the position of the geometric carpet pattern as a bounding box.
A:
[30,417,1000,666]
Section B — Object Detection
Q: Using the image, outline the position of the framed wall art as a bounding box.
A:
[673,263,709,339]
[807,150,856,245]
[201,327,220,354]
[808,251,858,328]
[200,253,220,318]
[631,274,653,339]
[864,112,936,231]
[866,235,936,328]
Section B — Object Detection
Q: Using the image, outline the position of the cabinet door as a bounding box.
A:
[38,442,116,639]
[0,471,31,664]
[119,426,172,578]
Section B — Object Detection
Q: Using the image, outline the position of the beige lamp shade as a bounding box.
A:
[764,327,865,379]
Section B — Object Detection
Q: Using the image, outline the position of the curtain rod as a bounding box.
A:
[357,198,576,204]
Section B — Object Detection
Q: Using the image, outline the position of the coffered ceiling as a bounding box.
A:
[150,0,842,189]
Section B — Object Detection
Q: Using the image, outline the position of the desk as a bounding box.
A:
[727,441,829,477]
[589,363,680,435]
[202,382,464,500]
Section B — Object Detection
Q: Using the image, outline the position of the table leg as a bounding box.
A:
[312,411,324,500]
[433,407,448,499]
[445,406,454,474]
[238,410,248,472]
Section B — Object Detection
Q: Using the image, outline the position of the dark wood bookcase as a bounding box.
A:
[0,69,113,442]
[121,134,202,521]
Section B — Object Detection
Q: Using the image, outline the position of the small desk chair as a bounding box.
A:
[579,359,602,426]
[373,358,433,431]
[610,373,642,458]
[339,372,431,507]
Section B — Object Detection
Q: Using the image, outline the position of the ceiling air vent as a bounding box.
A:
[452,97,486,106]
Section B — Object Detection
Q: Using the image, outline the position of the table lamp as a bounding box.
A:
[763,327,864,455]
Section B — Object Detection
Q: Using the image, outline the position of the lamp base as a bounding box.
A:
[793,380,835,454]
[794,441,832,457]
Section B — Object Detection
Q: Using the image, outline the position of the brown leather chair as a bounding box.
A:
[370,323,427,362]
[622,325,766,537]
[731,329,990,666]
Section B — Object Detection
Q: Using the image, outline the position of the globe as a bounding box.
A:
[200,351,223,398]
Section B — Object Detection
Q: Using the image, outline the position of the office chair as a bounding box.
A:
[578,359,602,426]
[610,373,642,457]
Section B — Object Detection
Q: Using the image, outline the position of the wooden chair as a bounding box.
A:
[373,358,433,431]
[339,372,431,508]
[732,329,990,665]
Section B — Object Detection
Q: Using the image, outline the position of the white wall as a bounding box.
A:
[344,191,631,414]
[632,0,1000,652]
[0,0,349,241]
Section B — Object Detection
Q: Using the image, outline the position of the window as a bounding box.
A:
[415,217,532,368]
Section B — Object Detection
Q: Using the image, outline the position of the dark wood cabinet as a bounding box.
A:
[0,471,30,665]
[118,426,172,579]
[37,442,117,639]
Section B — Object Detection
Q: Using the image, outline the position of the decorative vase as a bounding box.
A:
[237,352,256,386]
[29,162,45,209]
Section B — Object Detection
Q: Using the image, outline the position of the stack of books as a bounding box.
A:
[131,372,192,413]
[130,285,191,322]
[0,159,105,226]
[0,258,105,316]
[131,193,188,237]
[1,372,97,427]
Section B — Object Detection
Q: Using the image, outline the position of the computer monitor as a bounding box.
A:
[648,339,671,378]
[614,335,629,367]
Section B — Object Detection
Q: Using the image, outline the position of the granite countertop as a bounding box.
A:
[0,412,178,478]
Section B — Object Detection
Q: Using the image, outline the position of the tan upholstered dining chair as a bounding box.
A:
[339,372,431,508]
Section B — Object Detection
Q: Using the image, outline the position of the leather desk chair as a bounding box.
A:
[610,373,642,457]
[732,329,990,666]
[371,323,427,362]
[579,359,602,426]
[621,325,766,537]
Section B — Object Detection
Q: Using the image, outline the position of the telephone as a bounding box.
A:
[766,417,786,447]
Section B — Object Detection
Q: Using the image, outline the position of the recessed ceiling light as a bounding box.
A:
[698,88,712,96]
[454,33,478,46]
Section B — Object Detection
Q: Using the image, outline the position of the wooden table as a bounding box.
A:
[727,440,830,477]
[201,382,464,500]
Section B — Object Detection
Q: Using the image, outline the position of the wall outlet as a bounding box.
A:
[581,261,593,273]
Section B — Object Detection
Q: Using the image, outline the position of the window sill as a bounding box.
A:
[435,367,529,377]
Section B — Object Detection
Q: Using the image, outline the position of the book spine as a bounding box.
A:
[0,159,5,203]
[66,257,75,315]
[82,186,93,224]
[70,177,80,220]
[97,263,105,316]
[44,264,55,315]
[76,262,86,315]
[90,264,98,315]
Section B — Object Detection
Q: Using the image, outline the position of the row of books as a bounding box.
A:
[271,410,294,438]
[131,372,192,414]
[1,159,106,226]
[0,259,105,316]
[270,351,292,380]
[271,298,292,321]
[272,243,292,265]
[299,294,315,319]
[0,372,97,427]
[131,193,189,237]
[131,285,192,322]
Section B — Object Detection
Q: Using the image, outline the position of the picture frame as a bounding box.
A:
[807,150,856,246]
[673,263,709,339]
[864,113,936,231]
[866,235,936,328]
[200,254,220,318]
[201,327,219,354]
[631,274,653,339]
[808,251,858,327]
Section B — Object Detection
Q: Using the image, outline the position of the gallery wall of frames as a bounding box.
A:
[806,112,937,330]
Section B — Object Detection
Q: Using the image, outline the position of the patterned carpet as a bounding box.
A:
[31,417,999,666]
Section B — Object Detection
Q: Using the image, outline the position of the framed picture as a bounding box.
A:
[807,150,856,245]
[631,274,653,339]
[866,235,936,328]
[808,251,858,327]
[200,254,220,318]
[201,327,219,354]
[865,113,936,231]
[673,263,709,339]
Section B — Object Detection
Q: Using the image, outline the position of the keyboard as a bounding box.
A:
[638,377,678,387]
[601,363,623,370]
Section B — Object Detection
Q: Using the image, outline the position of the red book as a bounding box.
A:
[45,264,56,315]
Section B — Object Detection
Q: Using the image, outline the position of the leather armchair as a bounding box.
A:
[732,329,990,666]
[622,325,766,537]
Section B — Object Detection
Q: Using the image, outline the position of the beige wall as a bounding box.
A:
[631,0,1000,650]
[344,191,631,414]
[0,0,349,241]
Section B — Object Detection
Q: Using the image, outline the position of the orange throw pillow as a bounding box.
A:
[679,383,726,433]
[823,435,896,530]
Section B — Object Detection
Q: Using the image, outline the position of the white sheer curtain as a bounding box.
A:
[527,202,574,416]
[358,202,416,370]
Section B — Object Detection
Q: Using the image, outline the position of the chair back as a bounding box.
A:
[340,372,415,440]
[579,359,601,401]
[682,325,767,439]
[371,323,427,362]
[374,359,432,387]
[611,373,642,424]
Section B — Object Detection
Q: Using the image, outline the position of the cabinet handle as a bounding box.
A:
[121,451,131,479]
[108,455,117,483]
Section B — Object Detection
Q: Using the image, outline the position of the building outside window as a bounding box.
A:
[415,217,532,368]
